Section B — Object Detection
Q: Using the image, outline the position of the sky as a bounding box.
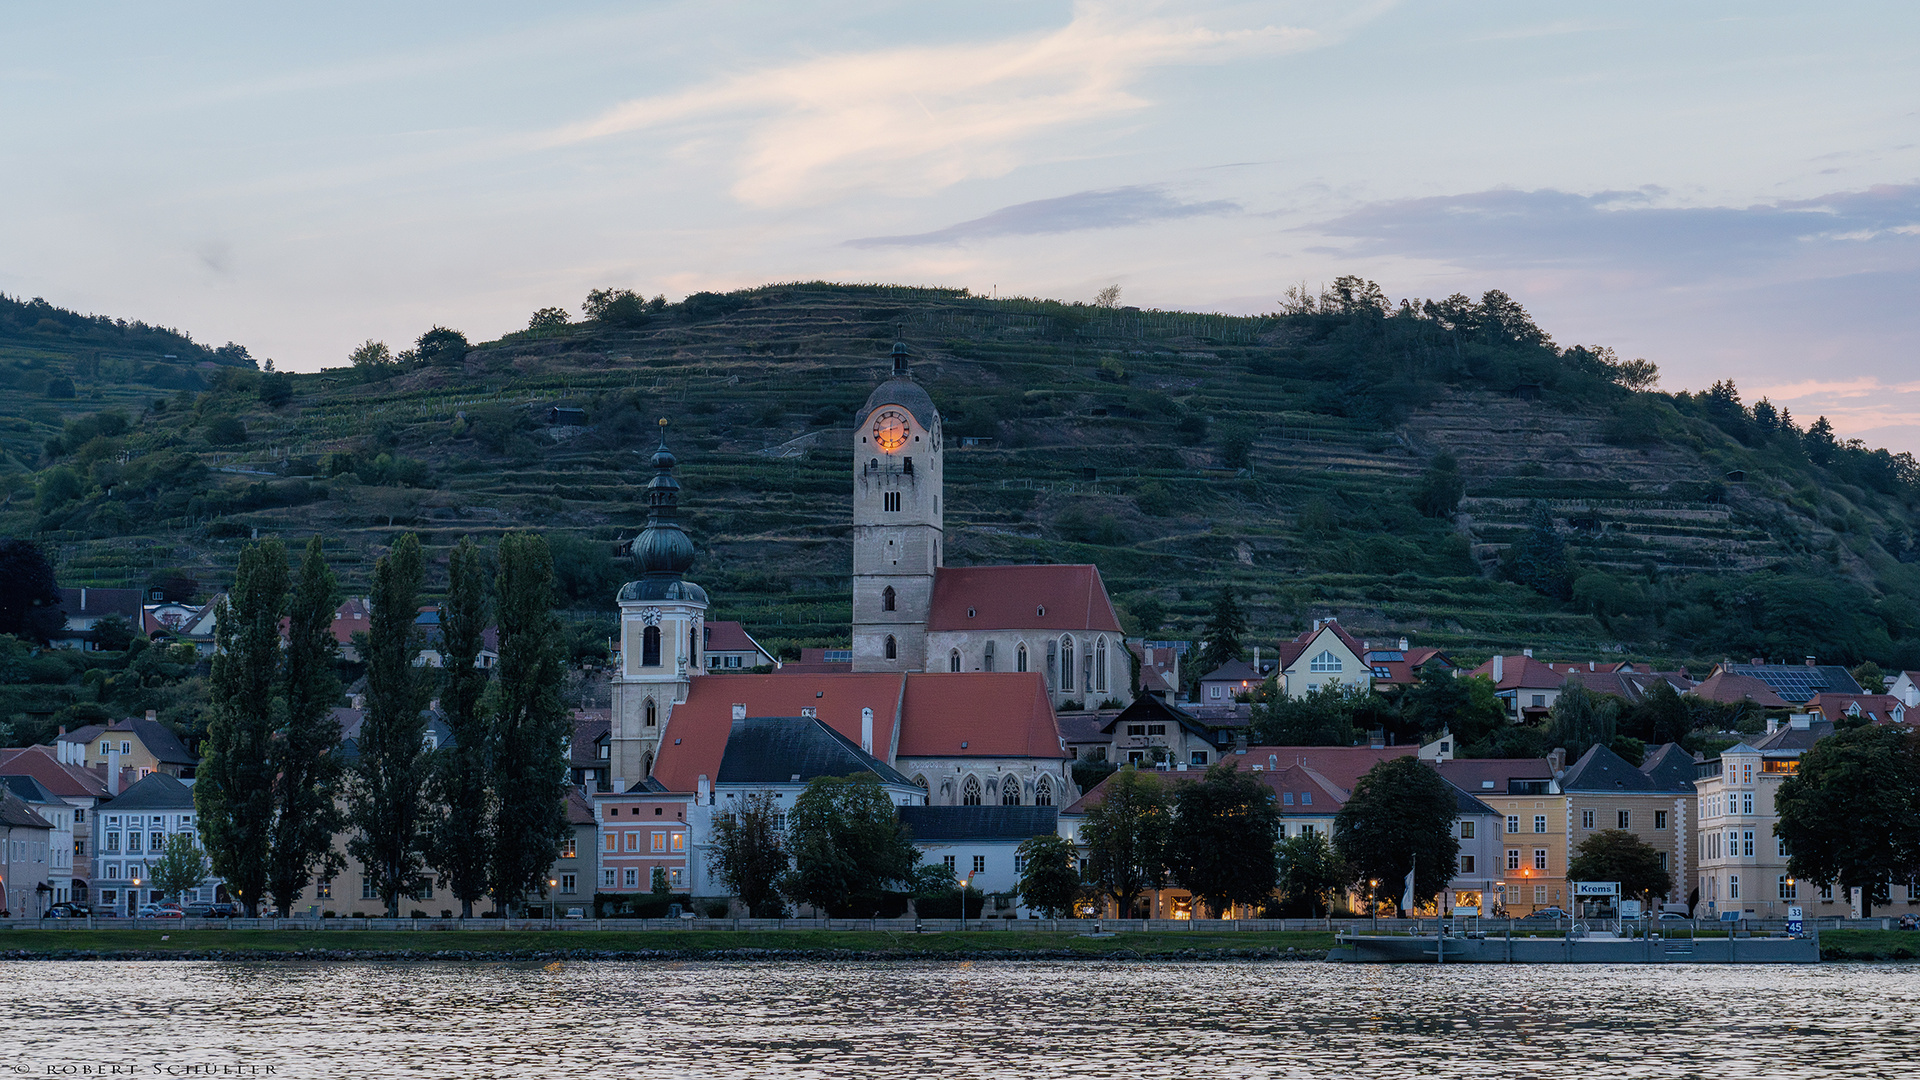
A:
[4,1,1919,450]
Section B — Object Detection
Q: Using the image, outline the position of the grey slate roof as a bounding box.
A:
[0,788,53,830]
[0,775,60,805]
[1441,781,1501,817]
[858,376,938,430]
[103,772,195,811]
[898,805,1059,841]
[1560,743,1663,793]
[1637,743,1698,792]
[1753,719,1833,752]
[333,707,457,760]
[715,716,918,788]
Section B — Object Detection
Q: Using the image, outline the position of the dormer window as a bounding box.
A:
[1309,650,1341,673]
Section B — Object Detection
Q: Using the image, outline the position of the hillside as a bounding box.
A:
[5,281,1918,674]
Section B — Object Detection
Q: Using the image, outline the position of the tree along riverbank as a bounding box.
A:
[0,928,1334,962]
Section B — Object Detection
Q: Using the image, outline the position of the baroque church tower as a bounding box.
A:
[851,343,943,672]
[609,419,708,789]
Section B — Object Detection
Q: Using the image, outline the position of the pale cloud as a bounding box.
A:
[546,2,1323,206]
[845,185,1238,247]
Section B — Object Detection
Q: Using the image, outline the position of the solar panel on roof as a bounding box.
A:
[1366,651,1406,662]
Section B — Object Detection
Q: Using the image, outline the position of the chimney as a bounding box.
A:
[145,710,156,722]
[428,699,440,713]
[1905,683,1919,708]
[1268,754,1278,770]
[108,745,122,795]
[697,774,711,804]
[1790,713,1813,730]
[57,726,65,737]
[1253,645,1260,671]
[81,587,88,611]
[1766,715,1779,735]
[732,703,747,720]
[1234,732,1248,755]
[1547,747,1566,773]
[861,708,874,754]
[351,694,365,710]
[1523,648,1533,659]
[1493,655,1505,683]
[1399,637,1409,651]
[1588,661,1595,671]
[1805,656,1817,668]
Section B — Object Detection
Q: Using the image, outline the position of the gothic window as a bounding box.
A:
[641,751,653,777]
[984,640,996,672]
[962,775,982,806]
[644,698,657,727]
[1016,643,1028,673]
[642,625,661,667]
[884,491,901,511]
[1035,775,1053,807]
[885,635,897,660]
[913,775,929,792]
[882,586,896,612]
[1002,779,1021,806]
[1061,637,1075,691]
[949,649,962,673]
[1309,650,1341,673]
[1095,637,1108,692]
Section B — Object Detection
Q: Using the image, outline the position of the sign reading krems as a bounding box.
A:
[1571,881,1621,897]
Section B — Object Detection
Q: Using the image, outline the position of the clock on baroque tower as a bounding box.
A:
[851,343,943,672]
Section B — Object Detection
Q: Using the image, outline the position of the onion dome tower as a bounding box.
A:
[610,419,708,789]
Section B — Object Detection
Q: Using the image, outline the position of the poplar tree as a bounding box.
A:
[195,540,288,918]
[267,537,347,916]
[348,533,429,917]
[487,533,571,916]
[429,538,494,918]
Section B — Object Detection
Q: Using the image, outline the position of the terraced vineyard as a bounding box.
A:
[7,282,1917,669]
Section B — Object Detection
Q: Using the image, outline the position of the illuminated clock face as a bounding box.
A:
[873,411,908,453]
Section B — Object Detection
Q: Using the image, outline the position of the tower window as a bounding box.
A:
[950,649,961,673]
[883,586,896,612]
[984,640,996,672]
[885,635,897,660]
[1061,637,1075,691]
[1016,643,1028,672]
[1095,637,1108,693]
[642,625,661,667]
[884,491,901,512]
[644,699,657,727]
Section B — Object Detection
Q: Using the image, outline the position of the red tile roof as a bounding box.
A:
[898,672,1064,759]
[1808,693,1907,723]
[702,621,764,654]
[1234,745,1415,792]
[0,746,110,798]
[1366,646,1452,687]
[1464,655,1570,691]
[1688,672,1791,708]
[648,673,907,794]
[926,565,1122,632]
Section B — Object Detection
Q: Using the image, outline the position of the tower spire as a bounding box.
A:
[634,417,694,580]
[891,341,909,379]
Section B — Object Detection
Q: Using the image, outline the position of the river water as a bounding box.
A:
[7,960,1915,1079]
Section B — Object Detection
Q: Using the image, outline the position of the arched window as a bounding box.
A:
[1002,778,1021,806]
[1016,642,1028,673]
[1095,637,1108,693]
[1309,650,1342,673]
[913,775,929,792]
[950,649,962,673]
[884,635,897,660]
[644,698,657,727]
[1060,637,1075,691]
[1035,775,1053,807]
[689,625,699,668]
[962,775,982,806]
[642,625,661,667]
[984,640,996,672]
[882,586,896,612]
[641,751,653,777]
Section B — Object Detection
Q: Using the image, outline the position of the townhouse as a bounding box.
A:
[1558,743,1694,911]
[1436,756,1566,915]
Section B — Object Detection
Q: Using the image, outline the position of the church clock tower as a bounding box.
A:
[609,419,708,789]
[851,343,942,672]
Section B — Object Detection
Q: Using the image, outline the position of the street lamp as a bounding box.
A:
[549,879,558,925]
[1369,880,1379,930]
[131,876,141,918]
[961,873,975,932]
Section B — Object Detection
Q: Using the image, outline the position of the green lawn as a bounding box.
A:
[1818,930,1920,960]
[0,928,1335,960]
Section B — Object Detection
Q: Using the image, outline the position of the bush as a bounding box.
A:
[416,326,470,366]
[681,291,746,320]
[205,415,247,446]
[914,887,984,919]
[583,289,649,328]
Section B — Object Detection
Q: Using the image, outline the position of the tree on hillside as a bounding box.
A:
[1401,666,1506,748]
[348,340,396,380]
[784,773,919,917]
[1850,661,1889,694]
[1168,762,1281,918]
[1333,757,1460,916]
[266,537,347,917]
[429,538,494,919]
[710,791,789,918]
[1616,680,1691,747]
[1015,833,1083,918]
[416,326,470,367]
[1567,829,1672,904]
[1196,587,1247,676]
[195,540,288,918]
[1805,416,1837,465]
[348,533,430,918]
[1501,502,1573,599]
[582,288,651,328]
[1276,831,1349,918]
[149,832,211,906]
[1776,724,1920,917]
[527,307,570,330]
[1545,684,1617,760]
[1081,768,1171,918]
[487,533,572,916]
[0,538,64,642]
[1412,452,1466,519]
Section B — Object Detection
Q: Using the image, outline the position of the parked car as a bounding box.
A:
[44,902,92,918]
[1658,912,1691,921]
[564,908,585,919]
[136,904,184,919]
[1522,907,1570,920]
[182,903,236,919]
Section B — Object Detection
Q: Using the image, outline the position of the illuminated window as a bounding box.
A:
[560,838,576,858]
[670,833,685,853]
[651,832,667,853]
